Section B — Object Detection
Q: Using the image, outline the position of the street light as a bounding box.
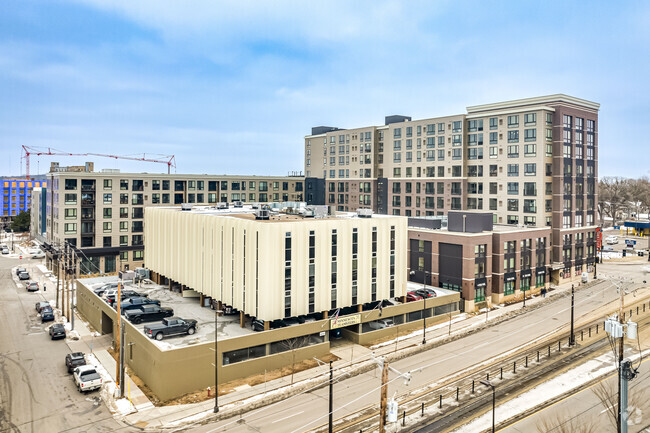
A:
[410,270,429,345]
[569,284,575,346]
[214,310,219,413]
[480,380,496,433]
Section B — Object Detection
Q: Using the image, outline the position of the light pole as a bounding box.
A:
[480,380,496,433]
[569,284,575,346]
[214,310,219,413]
[410,269,429,345]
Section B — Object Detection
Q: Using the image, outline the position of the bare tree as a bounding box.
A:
[599,177,631,226]
[592,377,650,431]
[535,409,597,433]
[280,335,312,384]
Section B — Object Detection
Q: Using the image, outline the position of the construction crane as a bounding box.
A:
[21,145,176,178]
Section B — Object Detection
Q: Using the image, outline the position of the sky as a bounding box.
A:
[0,0,649,178]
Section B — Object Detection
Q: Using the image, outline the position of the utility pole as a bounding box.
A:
[63,242,68,321]
[119,321,126,398]
[379,359,388,433]
[617,281,625,433]
[569,284,575,346]
[115,276,123,394]
[55,251,60,309]
[329,360,333,433]
[70,248,76,331]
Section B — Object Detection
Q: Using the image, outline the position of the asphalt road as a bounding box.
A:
[185,273,650,433]
[500,359,650,433]
[0,255,132,433]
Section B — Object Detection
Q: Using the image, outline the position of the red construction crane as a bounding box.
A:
[21,145,176,178]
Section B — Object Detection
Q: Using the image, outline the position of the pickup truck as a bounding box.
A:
[105,290,147,307]
[144,317,197,341]
[73,365,102,392]
[117,297,161,314]
[125,305,174,324]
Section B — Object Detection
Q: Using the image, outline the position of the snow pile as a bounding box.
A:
[67,330,80,340]
[370,314,468,350]
[452,348,650,433]
[86,353,137,416]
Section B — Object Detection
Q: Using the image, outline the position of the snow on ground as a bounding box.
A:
[451,348,650,433]
[370,314,468,349]
[86,353,137,416]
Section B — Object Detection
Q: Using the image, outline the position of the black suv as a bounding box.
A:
[65,352,86,373]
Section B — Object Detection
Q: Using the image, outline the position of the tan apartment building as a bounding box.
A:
[144,206,407,322]
[305,94,599,286]
[44,169,304,273]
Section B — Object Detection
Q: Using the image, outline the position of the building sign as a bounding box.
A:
[536,267,546,275]
[475,277,487,288]
[330,313,361,329]
[596,227,602,250]
[504,272,516,282]
[521,270,532,279]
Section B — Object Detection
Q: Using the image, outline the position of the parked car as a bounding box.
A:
[414,288,437,299]
[94,282,119,297]
[35,301,50,313]
[49,323,66,340]
[369,319,395,330]
[105,290,147,306]
[125,305,174,324]
[270,319,288,329]
[26,281,39,292]
[1,248,8,255]
[118,297,161,314]
[252,319,265,332]
[16,267,27,276]
[73,365,102,392]
[602,246,615,252]
[65,352,86,373]
[606,236,619,245]
[144,317,197,341]
[406,291,423,302]
[31,251,45,259]
[41,306,55,322]
[18,272,30,280]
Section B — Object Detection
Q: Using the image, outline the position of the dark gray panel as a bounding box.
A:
[376,178,388,214]
[305,177,325,205]
[439,242,462,285]
[408,218,442,230]
[385,115,412,125]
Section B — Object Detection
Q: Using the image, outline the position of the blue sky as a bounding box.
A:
[1,0,649,178]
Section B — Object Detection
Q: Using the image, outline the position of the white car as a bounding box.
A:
[369,319,395,330]
[73,365,102,392]
[1,248,8,255]
[606,236,618,245]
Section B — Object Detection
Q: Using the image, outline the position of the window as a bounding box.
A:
[524,113,536,125]
[64,208,77,219]
[489,132,498,144]
[507,115,519,128]
[452,121,462,132]
[507,145,519,158]
[507,199,518,211]
[64,223,77,234]
[489,146,498,159]
[524,199,537,213]
[524,129,536,142]
[103,208,112,218]
[426,124,435,134]
[563,115,572,129]
[120,221,128,232]
[524,144,536,156]
[489,117,498,129]
[132,179,143,191]
[120,235,128,246]
[524,163,536,176]
[507,164,519,177]
[103,222,112,233]
[452,149,462,160]
[507,182,519,195]
[134,250,144,261]
[523,182,536,196]
[508,131,519,143]
[103,179,112,189]
[102,193,112,204]
[120,193,128,204]
[120,179,128,190]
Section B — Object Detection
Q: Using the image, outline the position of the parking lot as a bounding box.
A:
[82,277,256,350]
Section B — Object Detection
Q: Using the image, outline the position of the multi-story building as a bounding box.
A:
[45,169,304,274]
[408,211,551,312]
[1,177,47,230]
[29,186,47,242]
[145,205,407,322]
[305,94,599,286]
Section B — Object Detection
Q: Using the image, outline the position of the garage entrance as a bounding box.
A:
[101,311,113,335]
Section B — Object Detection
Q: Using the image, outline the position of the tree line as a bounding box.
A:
[599,176,650,226]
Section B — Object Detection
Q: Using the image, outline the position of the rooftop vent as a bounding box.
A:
[255,209,270,220]
[181,204,193,211]
[217,202,228,209]
[233,201,243,208]
[357,208,373,218]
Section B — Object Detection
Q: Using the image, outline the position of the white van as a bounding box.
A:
[606,236,618,245]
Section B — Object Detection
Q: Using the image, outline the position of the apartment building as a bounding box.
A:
[305,94,599,285]
[408,211,552,312]
[45,170,304,273]
[1,177,47,229]
[29,187,47,242]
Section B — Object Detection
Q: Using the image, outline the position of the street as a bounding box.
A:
[183,272,649,433]
[0,254,131,433]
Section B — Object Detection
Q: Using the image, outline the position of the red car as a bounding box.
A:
[406,291,423,302]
